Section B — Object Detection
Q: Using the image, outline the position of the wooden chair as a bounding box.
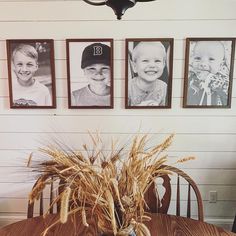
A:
[27,178,98,235]
[232,214,236,233]
[144,165,204,221]
[27,177,65,218]
[26,206,98,235]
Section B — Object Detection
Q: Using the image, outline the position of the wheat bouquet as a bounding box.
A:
[28,133,193,236]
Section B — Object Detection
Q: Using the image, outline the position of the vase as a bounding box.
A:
[100,230,136,236]
[128,230,136,236]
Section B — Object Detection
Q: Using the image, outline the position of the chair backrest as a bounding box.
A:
[27,177,64,218]
[232,214,236,233]
[144,165,204,221]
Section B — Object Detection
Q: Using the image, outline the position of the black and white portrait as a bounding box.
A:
[7,39,56,108]
[125,38,173,109]
[183,38,235,108]
[67,39,113,109]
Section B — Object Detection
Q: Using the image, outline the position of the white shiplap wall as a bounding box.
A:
[0,0,236,230]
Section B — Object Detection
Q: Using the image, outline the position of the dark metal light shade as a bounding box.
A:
[83,0,155,20]
[106,0,135,20]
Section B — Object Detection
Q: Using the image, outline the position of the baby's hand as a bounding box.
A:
[138,100,160,106]
[196,71,210,81]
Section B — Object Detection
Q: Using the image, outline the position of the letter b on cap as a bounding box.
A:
[93,46,103,56]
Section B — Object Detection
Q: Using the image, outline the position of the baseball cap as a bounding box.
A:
[81,43,111,69]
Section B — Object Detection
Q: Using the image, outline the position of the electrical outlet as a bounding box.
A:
[209,191,217,203]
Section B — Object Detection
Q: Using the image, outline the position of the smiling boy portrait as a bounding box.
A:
[126,39,173,109]
[7,40,56,108]
[67,39,113,108]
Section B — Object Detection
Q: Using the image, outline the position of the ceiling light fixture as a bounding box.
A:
[83,0,156,20]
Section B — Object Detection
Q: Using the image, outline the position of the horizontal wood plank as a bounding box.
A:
[0,150,236,169]
[0,197,235,218]
[0,166,235,184]
[1,97,236,116]
[0,115,236,134]
[0,133,235,152]
[0,20,235,39]
[1,182,236,202]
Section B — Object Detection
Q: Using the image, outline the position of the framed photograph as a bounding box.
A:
[183,38,235,108]
[7,39,56,108]
[125,38,174,109]
[66,39,113,109]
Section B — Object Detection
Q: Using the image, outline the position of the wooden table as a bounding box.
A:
[0,213,235,236]
[0,213,98,236]
[145,213,236,236]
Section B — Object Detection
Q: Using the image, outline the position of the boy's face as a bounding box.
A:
[133,44,166,83]
[84,63,110,88]
[192,41,224,75]
[13,51,38,84]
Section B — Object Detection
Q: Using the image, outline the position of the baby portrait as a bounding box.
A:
[125,38,173,108]
[7,39,56,108]
[67,39,113,108]
[184,38,235,108]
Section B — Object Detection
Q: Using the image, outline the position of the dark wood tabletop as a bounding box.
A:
[0,213,98,236]
[0,213,235,236]
[145,213,236,236]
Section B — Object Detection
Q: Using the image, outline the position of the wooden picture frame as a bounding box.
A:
[183,38,235,108]
[125,38,174,109]
[66,39,114,109]
[7,39,56,108]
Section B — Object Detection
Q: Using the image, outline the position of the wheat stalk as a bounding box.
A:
[60,186,71,224]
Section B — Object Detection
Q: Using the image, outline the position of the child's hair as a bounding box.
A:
[192,41,226,60]
[132,41,166,62]
[12,44,38,62]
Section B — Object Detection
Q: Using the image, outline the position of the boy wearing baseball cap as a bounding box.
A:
[71,43,111,106]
